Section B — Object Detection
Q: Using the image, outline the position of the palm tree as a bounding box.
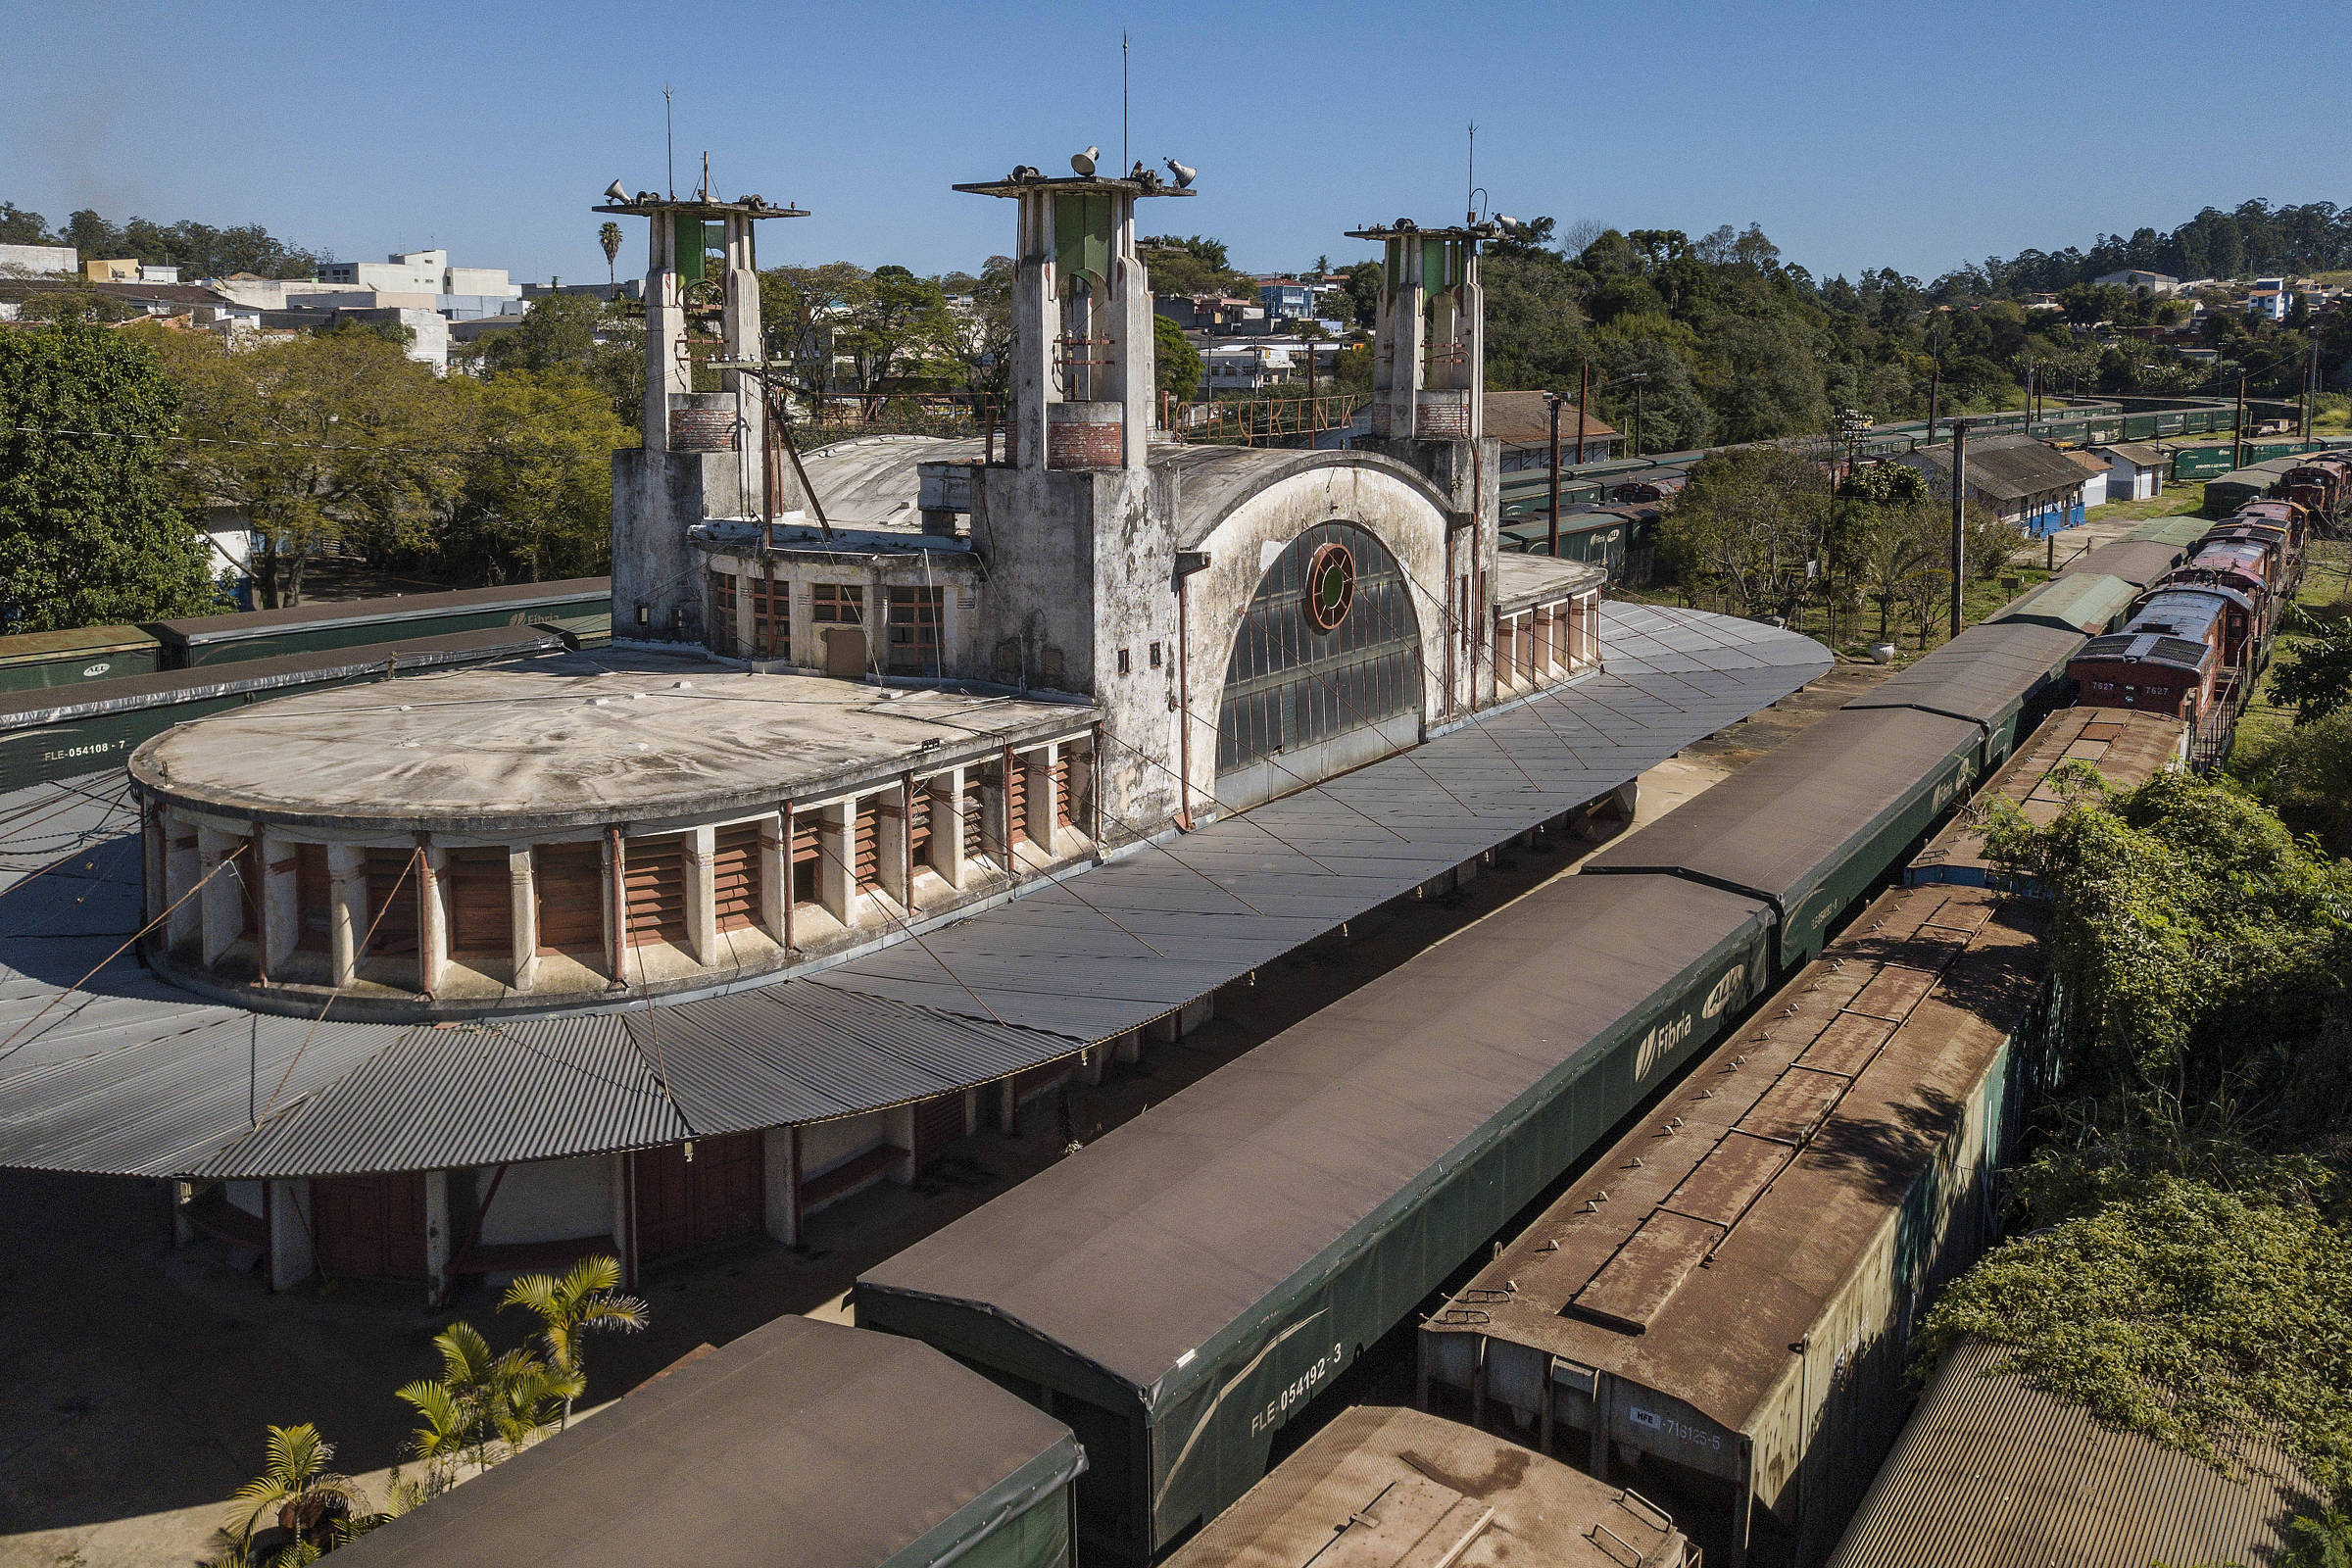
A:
[221,1425,371,1564]
[599,221,623,286]
[395,1321,575,1490]
[502,1254,648,1424]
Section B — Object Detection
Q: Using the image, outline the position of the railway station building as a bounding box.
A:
[0,162,1828,1298]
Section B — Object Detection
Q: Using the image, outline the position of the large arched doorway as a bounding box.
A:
[1215,521,1423,811]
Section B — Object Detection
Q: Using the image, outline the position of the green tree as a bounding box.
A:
[1919,1180,2352,1492]
[157,326,463,607]
[473,292,644,436]
[500,1254,648,1425]
[1154,312,1202,404]
[0,202,53,247]
[599,221,623,284]
[394,1321,573,1494]
[444,369,621,584]
[0,318,217,629]
[1657,445,1829,619]
[1138,234,1249,299]
[220,1424,380,1565]
[2269,609,2352,726]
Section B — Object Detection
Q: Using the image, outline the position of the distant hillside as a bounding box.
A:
[1946,199,2349,297]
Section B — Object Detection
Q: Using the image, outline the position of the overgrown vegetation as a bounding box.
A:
[1921,759,2352,1550]
[210,1256,645,1566]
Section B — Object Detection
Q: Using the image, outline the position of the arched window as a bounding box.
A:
[1215,521,1421,809]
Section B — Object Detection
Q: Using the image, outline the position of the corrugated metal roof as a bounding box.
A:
[1825,1339,2320,1568]
[0,603,1830,1179]
[2061,537,2185,588]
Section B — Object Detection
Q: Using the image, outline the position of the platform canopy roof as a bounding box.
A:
[0,604,1829,1181]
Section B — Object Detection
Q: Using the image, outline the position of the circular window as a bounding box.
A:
[1303,542,1356,631]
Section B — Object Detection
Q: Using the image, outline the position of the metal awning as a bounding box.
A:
[0,604,1830,1180]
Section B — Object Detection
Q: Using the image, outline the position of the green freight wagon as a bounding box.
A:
[328,1317,1087,1568]
[0,625,563,793]
[147,577,610,666]
[858,874,1772,1568]
[0,625,164,694]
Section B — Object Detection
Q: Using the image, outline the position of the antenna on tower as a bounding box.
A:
[1122,32,1130,174]
[1466,122,1476,226]
[664,86,675,200]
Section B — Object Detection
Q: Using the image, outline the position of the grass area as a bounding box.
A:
[2227,538,2352,767]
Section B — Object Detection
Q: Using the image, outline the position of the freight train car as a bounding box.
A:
[330,1315,1087,1568]
[858,871,1775,1568]
[147,577,610,666]
[0,625,164,694]
[0,625,563,793]
[1163,1406,1696,1568]
[1906,708,2185,893]
[1418,700,2187,1568]
[1420,883,2051,1568]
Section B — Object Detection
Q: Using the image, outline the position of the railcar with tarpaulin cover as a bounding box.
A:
[857,872,1772,1568]
[1583,706,1983,970]
[1844,616,2088,771]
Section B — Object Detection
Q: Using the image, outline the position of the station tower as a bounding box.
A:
[598,183,807,643]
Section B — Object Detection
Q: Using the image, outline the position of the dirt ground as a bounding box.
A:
[0,662,1876,1568]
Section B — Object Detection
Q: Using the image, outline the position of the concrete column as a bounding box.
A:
[267,1178,314,1292]
[171,1179,196,1247]
[997,1078,1017,1132]
[817,801,854,926]
[884,1105,917,1184]
[761,1126,800,1247]
[1110,202,1152,470]
[682,825,718,963]
[928,769,964,888]
[759,814,788,941]
[196,823,241,966]
[1078,1045,1105,1086]
[721,213,765,517]
[509,846,539,991]
[416,843,448,995]
[1012,191,1054,470]
[1111,1030,1143,1064]
[261,832,299,975]
[611,1152,636,1289]
[142,802,164,928]
[643,218,686,452]
[962,1088,979,1136]
[1023,748,1056,859]
[422,1170,452,1304]
[164,811,202,952]
[878,782,911,910]
[326,844,365,986]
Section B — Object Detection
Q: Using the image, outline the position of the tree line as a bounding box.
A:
[1952,198,2352,298]
[0,306,627,625]
[1,200,325,280]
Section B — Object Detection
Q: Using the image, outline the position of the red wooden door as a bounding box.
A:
[312,1172,428,1279]
[632,1133,764,1263]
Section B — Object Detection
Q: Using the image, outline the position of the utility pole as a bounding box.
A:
[2234,372,2248,468]
[1631,373,1646,459]
[1949,418,1968,643]
[2305,331,2319,442]
[1576,360,1591,474]
[1546,392,1563,558]
[1926,360,1939,442]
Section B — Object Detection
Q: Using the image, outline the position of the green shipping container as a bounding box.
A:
[0,625,163,694]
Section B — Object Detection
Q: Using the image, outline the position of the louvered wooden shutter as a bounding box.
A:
[447,847,512,956]
[363,849,419,956]
[534,843,604,954]
[625,837,688,947]
[713,824,761,932]
[853,801,882,894]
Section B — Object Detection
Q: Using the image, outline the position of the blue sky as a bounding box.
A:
[6,1,2347,287]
